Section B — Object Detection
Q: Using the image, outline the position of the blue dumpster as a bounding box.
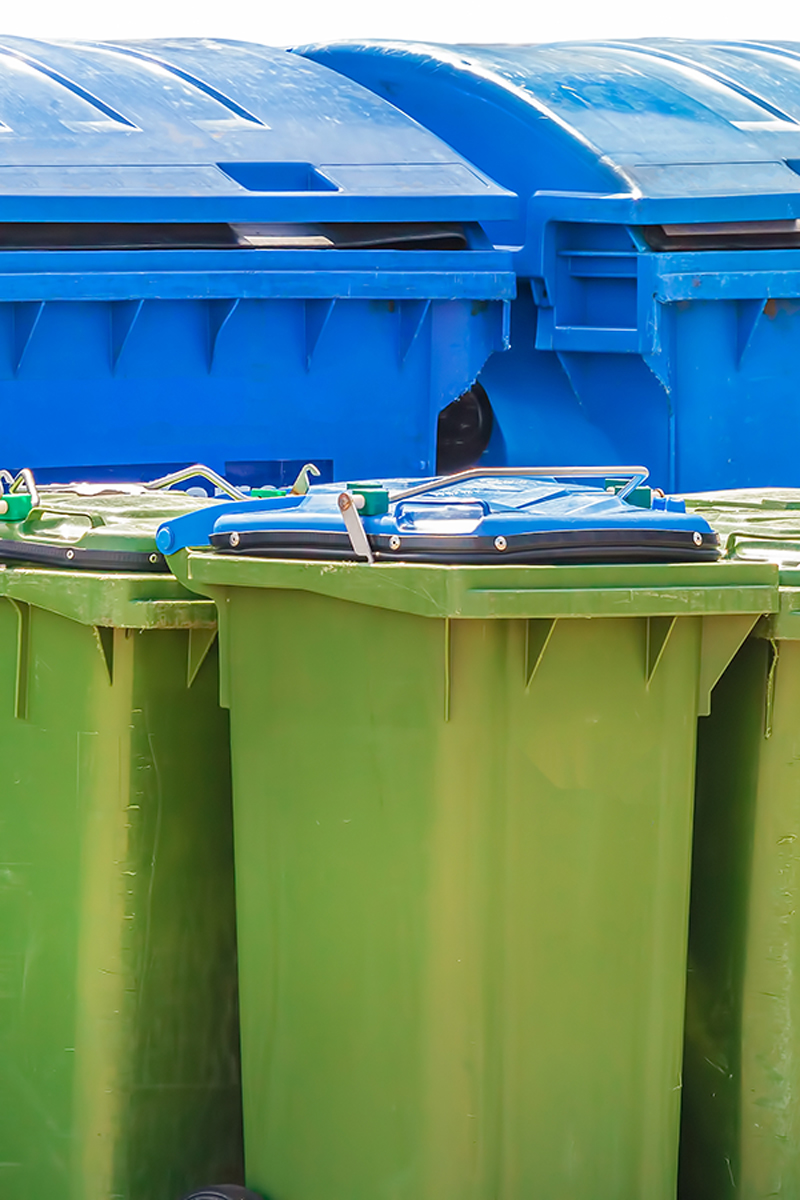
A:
[299,39,800,492]
[0,37,515,486]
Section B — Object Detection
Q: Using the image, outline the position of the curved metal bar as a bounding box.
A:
[389,466,650,504]
[145,464,248,501]
[10,468,40,508]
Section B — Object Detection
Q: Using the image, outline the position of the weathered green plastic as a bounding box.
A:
[678,492,800,1200]
[0,496,243,1200]
[171,547,776,1200]
[0,487,214,561]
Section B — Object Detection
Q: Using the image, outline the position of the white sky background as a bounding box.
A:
[4,0,800,47]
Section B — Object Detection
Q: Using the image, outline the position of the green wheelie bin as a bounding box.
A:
[160,467,776,1200]
[678,490,800,1200]
[0,471,243,1199]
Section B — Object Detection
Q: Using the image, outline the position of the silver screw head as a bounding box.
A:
[229,531,240,547]
[692,531,703,546]
[494,535,508,551]
[389,535,401,551]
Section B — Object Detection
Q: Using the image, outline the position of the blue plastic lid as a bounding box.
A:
[298,39,800,205]
[157,468,718,564]
[0,37,515,223]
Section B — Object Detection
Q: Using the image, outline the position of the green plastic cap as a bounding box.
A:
[347,485,390,516]
[0,494,33,521]
[605,480,653,510]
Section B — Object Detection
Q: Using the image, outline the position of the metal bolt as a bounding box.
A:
[494,536,508,551]
[66,549,75,560]
[229,531,240,547]
[149,553,158,563]
[692,531,703,546]
[389,535,401,550]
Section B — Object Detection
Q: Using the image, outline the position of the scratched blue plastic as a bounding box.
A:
[157,474,711,554]
[299,40,800,492]
[0,37,515,483]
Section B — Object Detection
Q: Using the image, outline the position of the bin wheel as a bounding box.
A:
[436,381,494,474]
[180,1187,264,1200]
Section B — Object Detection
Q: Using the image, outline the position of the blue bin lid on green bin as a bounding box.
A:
[157,467,718,564]
[0,36,514,224]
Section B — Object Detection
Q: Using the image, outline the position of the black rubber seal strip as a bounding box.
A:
[0,538,167,572]
[209,526,720,564]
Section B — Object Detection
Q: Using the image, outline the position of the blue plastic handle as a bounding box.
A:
[157,494,305,554]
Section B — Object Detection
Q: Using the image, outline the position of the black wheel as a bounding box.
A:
[180,1187,264,1200]
[436,381,494,474]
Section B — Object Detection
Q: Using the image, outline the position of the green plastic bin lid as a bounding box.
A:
[0,467,234,572]
[684,488,800,568]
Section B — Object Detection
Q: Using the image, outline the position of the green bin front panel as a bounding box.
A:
[224,587,719,1200]
[681,635,800,1199]
[0,601,242,1199]
[674,492,800,1199]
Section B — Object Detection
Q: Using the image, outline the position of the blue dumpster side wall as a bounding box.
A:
[0,247,512,481]
[299,40,800,491]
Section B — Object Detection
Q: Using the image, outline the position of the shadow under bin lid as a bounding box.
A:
[198,468,719,565]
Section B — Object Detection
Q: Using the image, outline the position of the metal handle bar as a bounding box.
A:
[145,464,248,501]
[0,464,248,507]
[389,466,650,505]
[8,469,40,508]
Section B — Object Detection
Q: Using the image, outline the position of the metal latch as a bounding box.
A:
[338,491,374,563]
